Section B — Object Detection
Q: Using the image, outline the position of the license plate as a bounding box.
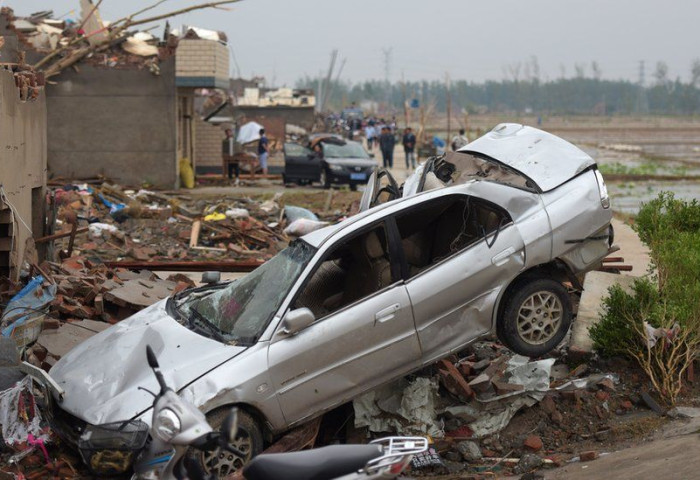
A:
[350,173,366,180]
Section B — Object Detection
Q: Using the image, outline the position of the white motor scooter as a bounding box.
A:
[133,345,428,480]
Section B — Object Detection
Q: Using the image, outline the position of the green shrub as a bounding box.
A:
[634,192,700,324]
[589,277,662,357]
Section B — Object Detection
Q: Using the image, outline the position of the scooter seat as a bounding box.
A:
[243,444,383,480]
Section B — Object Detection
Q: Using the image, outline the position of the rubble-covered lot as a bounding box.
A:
[0,186,694,479]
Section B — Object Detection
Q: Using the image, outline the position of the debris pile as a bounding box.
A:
[354,341,669,477]
[50,182,296,267]
[1,1,238,79]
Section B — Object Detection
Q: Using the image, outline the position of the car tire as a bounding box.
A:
[320,168,330,189]
[350,183,358,191]
[195,408,264,476]
[498,278,572,357]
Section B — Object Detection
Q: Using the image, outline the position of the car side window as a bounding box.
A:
[284,143,311,157]
[396,195,510,278]
[293,224,393,320]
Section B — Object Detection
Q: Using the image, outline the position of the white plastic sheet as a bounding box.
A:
[0,376,49,446]
[354,377,443,438]
[236,121,264,145]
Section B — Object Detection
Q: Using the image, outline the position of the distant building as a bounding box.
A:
[195,83,316,175]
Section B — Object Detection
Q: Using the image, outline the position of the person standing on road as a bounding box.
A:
[379,126,395,168]
[402,127,416,169]
[451,128,469,151]
[222,128,240,185]
[257,128,269,176]
[364,122,376,150]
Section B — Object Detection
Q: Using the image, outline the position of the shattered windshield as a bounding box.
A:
[324,141,370,159]
[180,240,316,344]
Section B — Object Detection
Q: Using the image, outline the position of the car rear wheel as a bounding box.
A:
[498,278,572,357]
[194,408,263,476]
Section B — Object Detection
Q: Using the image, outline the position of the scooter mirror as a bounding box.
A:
[222,408,239,444]
[146,345,160,369]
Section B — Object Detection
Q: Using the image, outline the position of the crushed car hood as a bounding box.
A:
[49,299,246,425]
[461,123,595,192]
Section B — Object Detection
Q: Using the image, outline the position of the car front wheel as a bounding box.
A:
[498,278,572,357]
[195,408,264,476]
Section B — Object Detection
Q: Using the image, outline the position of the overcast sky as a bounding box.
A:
[12,0,700,86]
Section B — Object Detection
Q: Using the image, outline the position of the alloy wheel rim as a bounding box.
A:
[516,291,563,345]
[201,430,253,476]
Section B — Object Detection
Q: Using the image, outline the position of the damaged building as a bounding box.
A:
[0,7,229,188]
[0,63,47,281]
[196,85,316,175]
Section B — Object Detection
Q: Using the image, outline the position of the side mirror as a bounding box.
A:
[222,408,238,444]
[282,308,315,335]
[201,271,221,284]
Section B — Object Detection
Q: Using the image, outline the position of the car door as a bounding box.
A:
[284,142,318,182]
[395,194,526,364]
[267,222,421,425]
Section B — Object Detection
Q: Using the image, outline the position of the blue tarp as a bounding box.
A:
[1,276,56,339]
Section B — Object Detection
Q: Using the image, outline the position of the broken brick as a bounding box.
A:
[595,391,610,402]
[492,379,525,395]
[94,295,104,315]
[468,372,491,393]
[523,435,543,452]
[438,359,474,400]
[580,451,598,462]
[597,377,615,392]
[541,394,557,415]
[620,400,634,410]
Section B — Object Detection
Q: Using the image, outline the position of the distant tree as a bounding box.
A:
[591,61,602,80]
[690,58,700,87]
[504,62,522,82]
[653,61,669,87]
[574,63,586,78]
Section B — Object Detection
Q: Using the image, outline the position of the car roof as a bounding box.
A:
[460,123,595,192]
[301,180,533,248]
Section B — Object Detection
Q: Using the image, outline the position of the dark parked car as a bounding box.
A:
[283,134,377,190]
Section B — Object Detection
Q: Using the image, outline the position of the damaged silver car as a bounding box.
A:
[27,124,614,476]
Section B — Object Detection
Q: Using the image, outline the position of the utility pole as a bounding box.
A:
[320,49,338,113]
[445,72,452,147]
[635,60,649,114]
[382,47,392,111]
[401,71,409,127]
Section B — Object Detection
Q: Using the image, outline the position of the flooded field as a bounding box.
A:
[580,144,700,214]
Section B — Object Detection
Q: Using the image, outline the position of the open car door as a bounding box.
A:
[358,167,401,212]
[283,142,318,184]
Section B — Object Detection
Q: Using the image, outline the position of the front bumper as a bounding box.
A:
[327,165,374,184]
[21,362,148,475]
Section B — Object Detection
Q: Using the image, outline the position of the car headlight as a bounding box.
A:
[154,408,181,442]
[328,164,344,172]
[594,169,610,209]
